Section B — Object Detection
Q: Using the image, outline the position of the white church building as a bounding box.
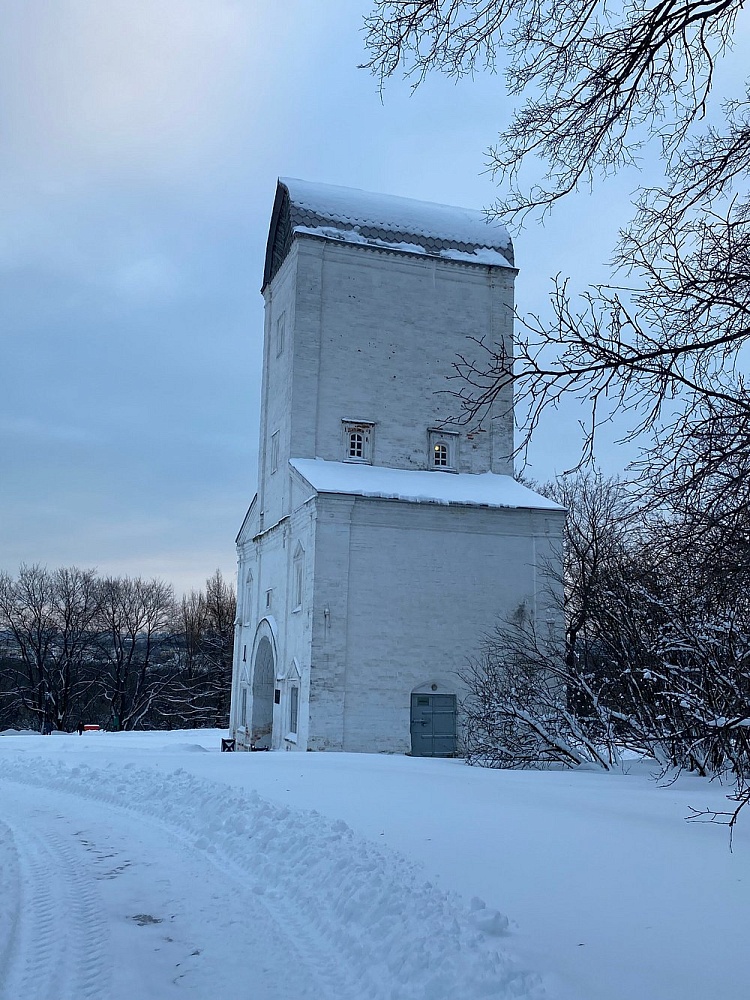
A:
[228,178,564,755]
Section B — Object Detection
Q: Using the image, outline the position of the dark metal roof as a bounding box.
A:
[263,178,514,289]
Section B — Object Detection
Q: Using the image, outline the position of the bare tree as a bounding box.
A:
[364,2,750,494]
[464,476,657,770]
[364,1,746,216]
[465,472,750,802]
[96,576,177,731]
[177,570,236,727]
[366,5,750,819]
[180,588,208,680]
[463,609,624,770]
[0,566,237,732]
[537,475,632,660]
[201,570,236,725]
[0,565,100,731]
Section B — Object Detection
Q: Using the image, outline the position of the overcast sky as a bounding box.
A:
[4,0,734,595]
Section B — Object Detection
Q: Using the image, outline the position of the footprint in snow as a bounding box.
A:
[130,913,163,926]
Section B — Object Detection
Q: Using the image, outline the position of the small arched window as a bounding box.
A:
[293,543,305,611]
[428,429,458,471]
[243,570,253,625]
[289,685,299,735]
[276,311,286,357]
[286,660,302,740]
[342,420,374,463]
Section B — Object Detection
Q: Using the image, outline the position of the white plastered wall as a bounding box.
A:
[290,238,516,474]
[306,494,565,753]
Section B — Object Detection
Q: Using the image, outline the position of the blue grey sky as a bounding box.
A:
[4,0,732,595]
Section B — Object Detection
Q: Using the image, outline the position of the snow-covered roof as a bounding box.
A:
[264,178,514,288]
[290,459,563,511]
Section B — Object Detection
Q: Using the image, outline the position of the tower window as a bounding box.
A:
[270,430,280,473]
[276,311,286,356]
[342,420,374,464]
[428,429,458,471]
[433,442,449,467]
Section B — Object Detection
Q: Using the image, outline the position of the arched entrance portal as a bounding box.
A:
[250,636,275,748]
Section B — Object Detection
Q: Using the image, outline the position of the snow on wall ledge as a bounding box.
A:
[282,177,513,255]
[290,458,564,510]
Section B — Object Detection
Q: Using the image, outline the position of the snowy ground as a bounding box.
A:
[1,730,748,1000]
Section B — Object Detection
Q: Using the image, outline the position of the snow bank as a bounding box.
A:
[3,757,542,1000]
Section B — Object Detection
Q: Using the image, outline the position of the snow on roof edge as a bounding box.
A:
[290,459,564,511]
[292,226,515,269]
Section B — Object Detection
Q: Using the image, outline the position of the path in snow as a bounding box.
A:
[0,781,317,1000]
[0,796,109,1000]
[0,758,541,1000]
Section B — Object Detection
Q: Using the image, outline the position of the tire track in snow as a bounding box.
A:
[209,839,383,1000]
[162,822,369,1000]
[0,794,110,1000]
[2,759,545,1000]
[0,821,23,998]
[0,778,371,1000]
[43,828,110,998]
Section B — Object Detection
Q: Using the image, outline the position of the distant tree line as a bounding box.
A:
[0,566,235,734]
[464,473,750,828]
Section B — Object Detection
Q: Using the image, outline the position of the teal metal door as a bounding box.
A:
[410,694,457,757]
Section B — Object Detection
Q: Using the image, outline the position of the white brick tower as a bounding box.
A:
[229,179,564,754]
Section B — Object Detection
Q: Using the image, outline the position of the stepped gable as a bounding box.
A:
[263,177,514,289]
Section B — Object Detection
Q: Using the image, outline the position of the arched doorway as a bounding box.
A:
[250,636,275,747]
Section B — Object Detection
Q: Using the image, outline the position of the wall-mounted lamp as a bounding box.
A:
[324,607,330,624]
